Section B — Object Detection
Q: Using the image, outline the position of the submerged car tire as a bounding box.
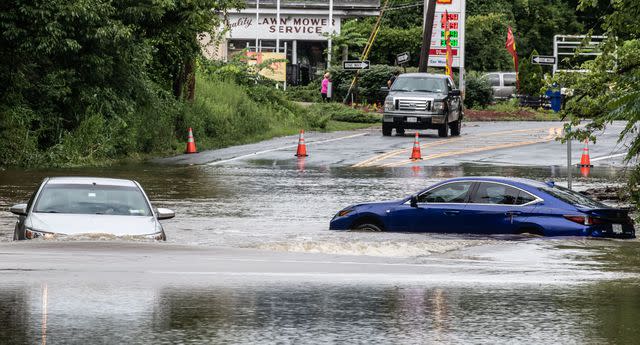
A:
[516,226,544,237]
[352,223,384,232]
[382,124,392,136]
[13,226,25,241]
[396,128,405,136]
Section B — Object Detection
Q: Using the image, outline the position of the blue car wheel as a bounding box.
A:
[352,223,383,232]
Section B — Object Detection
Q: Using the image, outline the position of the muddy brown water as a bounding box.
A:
[0,162,639,344]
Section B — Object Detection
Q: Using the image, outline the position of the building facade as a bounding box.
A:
[210,0,380,85]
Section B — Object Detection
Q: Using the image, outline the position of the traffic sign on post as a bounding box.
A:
[531,55,556,65]
[396,52,410,65]
[343,60,370,70]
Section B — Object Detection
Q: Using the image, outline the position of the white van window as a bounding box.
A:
[487,74,501,87]
[503,73,517,87]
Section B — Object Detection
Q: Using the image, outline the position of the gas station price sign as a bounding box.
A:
[428,0,465,69]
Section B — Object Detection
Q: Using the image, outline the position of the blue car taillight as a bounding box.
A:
[563,215,605,225]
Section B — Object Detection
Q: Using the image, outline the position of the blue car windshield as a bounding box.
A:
[34,184,152,216]
[391,77,447,93]
[538,185,606,209]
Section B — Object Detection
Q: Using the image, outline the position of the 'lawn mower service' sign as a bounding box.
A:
[227,14,341,40]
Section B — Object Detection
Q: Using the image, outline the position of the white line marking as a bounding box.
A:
[591,152,628,162]
[207,132,368,166]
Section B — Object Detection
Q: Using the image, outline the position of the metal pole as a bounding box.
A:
[276,0,281,53]
[567,127,572,190]
[418,0,437,72]
[255,0,260,52]
[284,41,288,91]
[327,0,333,69]
[553,35,558,76]
[459,0,466,95]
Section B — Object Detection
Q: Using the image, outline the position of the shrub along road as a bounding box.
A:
[155,121,632,169]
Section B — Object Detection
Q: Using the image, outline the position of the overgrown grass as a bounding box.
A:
[174,76,336,153]
[0,73,380,168]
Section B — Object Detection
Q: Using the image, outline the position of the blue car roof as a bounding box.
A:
[441,176,549,189]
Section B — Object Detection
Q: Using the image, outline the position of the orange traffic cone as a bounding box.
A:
[295,130,308,157]
[185,127,197,154]
[410,133,422,160]
[578,139,593,177]
[578,140,593,177]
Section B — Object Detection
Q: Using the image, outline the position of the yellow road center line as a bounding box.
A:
[352,126,561,168]
[380,129,561,168]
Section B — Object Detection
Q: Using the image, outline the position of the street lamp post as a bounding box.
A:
[327,0,333,69]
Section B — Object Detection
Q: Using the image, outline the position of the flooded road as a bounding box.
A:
[1,161,639,343]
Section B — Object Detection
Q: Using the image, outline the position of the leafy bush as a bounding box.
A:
[464,71,493,109]
[308,103,381,123]
[285,82,322,102]
[327,65,402,104]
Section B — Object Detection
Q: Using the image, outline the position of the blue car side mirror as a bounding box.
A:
[410,196,418,208]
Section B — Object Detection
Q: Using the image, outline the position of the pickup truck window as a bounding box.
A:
[390,77,447,93]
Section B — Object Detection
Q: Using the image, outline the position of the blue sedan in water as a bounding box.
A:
[330,177,635,238]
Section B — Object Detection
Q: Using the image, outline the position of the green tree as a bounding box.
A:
[465,13,514,71]
[560,0,640,204]
[519,50,544,95]
[0,0,242,166]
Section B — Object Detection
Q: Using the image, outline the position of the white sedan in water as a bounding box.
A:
[9,177,174,241]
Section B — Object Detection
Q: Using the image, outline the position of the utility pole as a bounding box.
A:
[276,0,281,53]
[255,0,260,52]
[418,0,437,72]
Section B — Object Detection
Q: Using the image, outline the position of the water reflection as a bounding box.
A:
[0,287,29,344]
[1,281,638,344]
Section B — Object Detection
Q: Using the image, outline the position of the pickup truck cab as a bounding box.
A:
[382,73,463,137]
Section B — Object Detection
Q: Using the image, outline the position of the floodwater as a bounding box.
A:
[1,162,639,344]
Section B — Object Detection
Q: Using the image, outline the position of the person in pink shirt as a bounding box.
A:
[321,73,330,102]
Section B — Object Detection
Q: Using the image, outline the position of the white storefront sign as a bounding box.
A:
[227,13,341,41]
[428,0,465,69]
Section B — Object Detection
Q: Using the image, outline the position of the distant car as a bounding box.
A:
[9,177,174,241]
[330,177,635,238]
[382,73,463,137]
[484,72,517,100]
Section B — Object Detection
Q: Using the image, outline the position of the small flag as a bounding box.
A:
[505,26,519,92]
[441,11,454,79]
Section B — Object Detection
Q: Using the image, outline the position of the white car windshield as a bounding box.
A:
[391,77,447,93]
[34,184,152,216]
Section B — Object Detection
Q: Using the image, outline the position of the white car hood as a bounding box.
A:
[28,213,158,236]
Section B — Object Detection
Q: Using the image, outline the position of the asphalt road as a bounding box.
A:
[156,121,633,168]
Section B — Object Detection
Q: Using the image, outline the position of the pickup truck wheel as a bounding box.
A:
[438,122,449,138]
[450,119,461,136]
[382,124,392,136]
[396,128,405,136]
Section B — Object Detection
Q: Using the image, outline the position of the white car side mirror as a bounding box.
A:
[9,204,27,216]
[156,208,175,220]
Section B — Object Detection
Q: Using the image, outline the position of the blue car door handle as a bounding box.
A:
[505,211,522,224]
[444,210,460,216]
